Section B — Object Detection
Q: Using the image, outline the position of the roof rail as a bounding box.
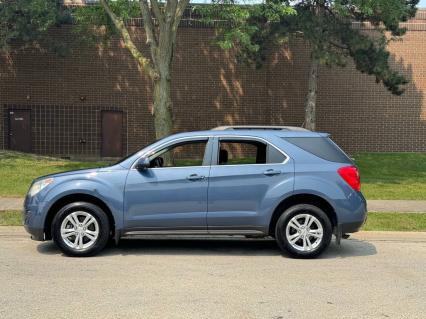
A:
[211,125,310,132]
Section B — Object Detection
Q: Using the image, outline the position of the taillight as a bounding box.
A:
[337,166,361,192]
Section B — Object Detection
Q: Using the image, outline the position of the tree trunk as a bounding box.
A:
[304,57,319,131]
[152,74,173,139]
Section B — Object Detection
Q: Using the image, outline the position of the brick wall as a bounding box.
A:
[1,14,426,157]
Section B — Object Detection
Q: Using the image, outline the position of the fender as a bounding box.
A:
[293,172,365,225]
[41,170,127,231]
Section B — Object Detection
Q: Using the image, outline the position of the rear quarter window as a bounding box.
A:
[284,137,352,163]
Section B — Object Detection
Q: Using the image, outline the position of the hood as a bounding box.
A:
[34,167,101,181]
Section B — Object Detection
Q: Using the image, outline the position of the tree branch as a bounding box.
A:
[172,0,190,32]
[139,0,158,49]
[150,0,165,26]
[165,0,179,25]
[99,0,158,80]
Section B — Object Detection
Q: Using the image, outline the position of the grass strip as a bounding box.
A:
[1,211,426,231]
[0,210,22,226]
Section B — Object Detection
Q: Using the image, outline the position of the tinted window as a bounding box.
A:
[149,140,208,168]
[218,139,286,165]
[284,137,352,163]
[267,145,287,163]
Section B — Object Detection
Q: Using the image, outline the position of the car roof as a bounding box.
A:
[166,127,327,139]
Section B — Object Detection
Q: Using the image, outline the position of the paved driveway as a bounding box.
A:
[0,227,425,319]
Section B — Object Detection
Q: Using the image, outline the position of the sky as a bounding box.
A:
[419,0,426,8]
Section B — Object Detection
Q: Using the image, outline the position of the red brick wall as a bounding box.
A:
[1,21,425,157]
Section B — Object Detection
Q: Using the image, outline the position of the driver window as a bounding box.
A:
[149,140,208,168]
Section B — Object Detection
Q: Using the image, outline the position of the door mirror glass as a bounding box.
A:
[135,157,150,170]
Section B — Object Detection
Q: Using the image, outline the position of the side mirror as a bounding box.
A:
[135,157,150,170]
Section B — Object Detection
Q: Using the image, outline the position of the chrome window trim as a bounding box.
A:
[215,135,290,166]
[131,134,291,170]
[130,135,212,170]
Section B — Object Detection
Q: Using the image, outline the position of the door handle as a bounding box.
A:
[263,169,281,176]
[186,174,206,181]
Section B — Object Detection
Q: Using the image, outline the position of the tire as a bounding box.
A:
[275,204,332,258]
[52,202,110,257]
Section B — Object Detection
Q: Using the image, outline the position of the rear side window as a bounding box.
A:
[284,137,352,163]
[218,139,286,165]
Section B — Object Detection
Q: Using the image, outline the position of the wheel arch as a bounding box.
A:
[268,193,337,237]
[44,193,116,240]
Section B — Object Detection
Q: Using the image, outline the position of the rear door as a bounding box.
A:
[8,109,31,153]
[207,136,294,232]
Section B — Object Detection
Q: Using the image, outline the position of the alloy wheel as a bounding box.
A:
[60,211,99,251]
[285,213,324,252]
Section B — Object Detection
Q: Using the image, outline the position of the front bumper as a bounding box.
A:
[23,224,45,241]
[22,202,46,241]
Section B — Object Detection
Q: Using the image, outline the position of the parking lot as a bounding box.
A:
[0,227,425,318]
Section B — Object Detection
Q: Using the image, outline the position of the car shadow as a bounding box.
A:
[36,236,377,259]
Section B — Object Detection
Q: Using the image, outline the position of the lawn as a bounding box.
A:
[0,210,22,226]
[2,210,425,231]
[354,153,426,200]
[0,151,107,197]
[1,151,426,200]
[362,212,426,231]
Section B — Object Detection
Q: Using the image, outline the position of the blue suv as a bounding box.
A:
[23,126,367,258]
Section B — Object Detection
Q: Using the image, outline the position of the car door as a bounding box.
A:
[207,136,294,233]
[124,137,213,232]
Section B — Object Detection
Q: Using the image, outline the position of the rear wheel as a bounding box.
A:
[275,204,332,258]
[52,202,110,257]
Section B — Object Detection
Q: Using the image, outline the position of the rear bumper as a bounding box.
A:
[336,190,368,234]
[340,218,366,233]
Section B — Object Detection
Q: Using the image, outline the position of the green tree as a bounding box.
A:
[200,0,418,130]
[2,0,192,140]
[0,0,70,55]
[74,0,191,139]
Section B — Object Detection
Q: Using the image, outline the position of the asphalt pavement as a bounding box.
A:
[0,227,425,318]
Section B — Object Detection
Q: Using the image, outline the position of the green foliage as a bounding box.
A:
[72,0,141,46]
[0,0,141,53]
[199,0,418,94]
[198,1,295,68]
[0,0,71,55]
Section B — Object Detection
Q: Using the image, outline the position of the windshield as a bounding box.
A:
[114,138,161,166]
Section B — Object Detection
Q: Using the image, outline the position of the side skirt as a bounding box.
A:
[121,229,266,237]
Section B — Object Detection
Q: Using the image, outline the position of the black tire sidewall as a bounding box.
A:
[275,204,332,258]
[52,201,110,257]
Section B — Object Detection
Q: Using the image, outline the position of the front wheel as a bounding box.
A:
[52,202,110,257]
[275,204,332,258]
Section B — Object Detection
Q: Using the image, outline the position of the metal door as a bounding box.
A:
[101,111,123,157]
[8,110,31,152]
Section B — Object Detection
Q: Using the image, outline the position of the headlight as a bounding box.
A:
[29,178,54,197]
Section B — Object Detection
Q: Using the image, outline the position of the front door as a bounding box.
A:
[207,137,294,232]
[8,109,31,153]
[124,138,212,231]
